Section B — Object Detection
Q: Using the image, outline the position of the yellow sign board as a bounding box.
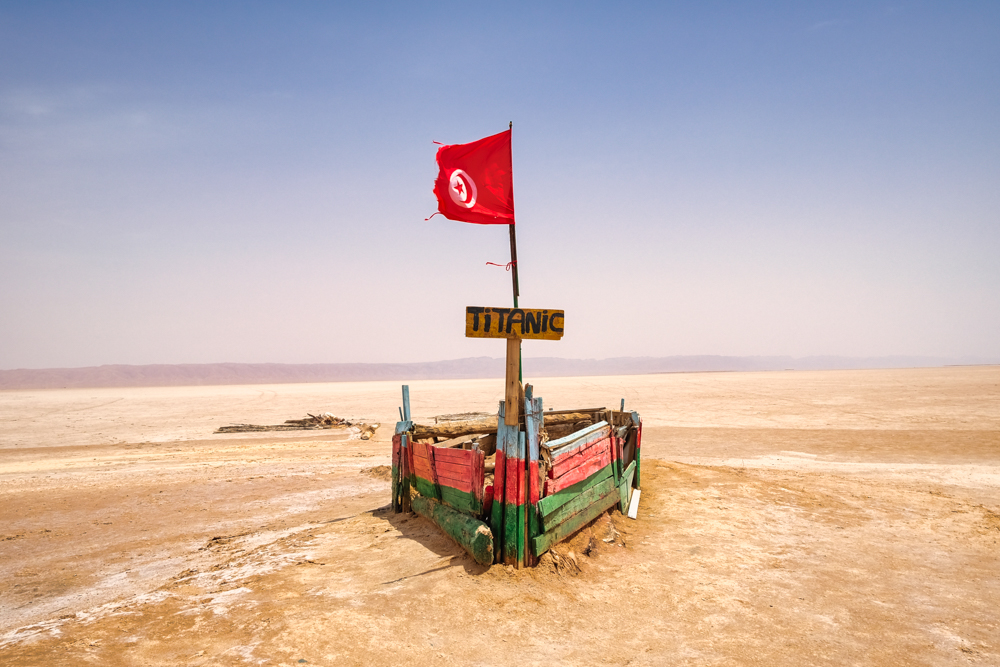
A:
[465,306,564,340]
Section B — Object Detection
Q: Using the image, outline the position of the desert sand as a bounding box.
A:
[1,366,998,665]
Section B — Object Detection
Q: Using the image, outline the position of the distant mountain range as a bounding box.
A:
[1,356,994,390]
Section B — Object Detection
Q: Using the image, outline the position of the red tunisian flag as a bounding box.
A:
[433,129,514,225]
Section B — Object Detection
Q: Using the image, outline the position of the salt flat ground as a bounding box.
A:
[0,366,998,666]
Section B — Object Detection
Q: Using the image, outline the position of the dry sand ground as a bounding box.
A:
[1,366,998,666]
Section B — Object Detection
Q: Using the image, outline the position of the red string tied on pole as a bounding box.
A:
[486,260,517,271]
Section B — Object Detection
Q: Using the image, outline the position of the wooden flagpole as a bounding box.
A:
[505,121,523,425]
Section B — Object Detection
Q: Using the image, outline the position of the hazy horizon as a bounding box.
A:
[2,3,998,369]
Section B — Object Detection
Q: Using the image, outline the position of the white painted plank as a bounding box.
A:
[627,488,641,520]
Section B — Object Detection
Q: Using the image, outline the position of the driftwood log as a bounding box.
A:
[411,412,595,441]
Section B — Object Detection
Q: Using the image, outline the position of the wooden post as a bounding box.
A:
[400,385,412,512]
[500,405,522,566]
[505,337,521,426]
[523,385,542,567]
[634,416,642,489]
[490,401,508,561]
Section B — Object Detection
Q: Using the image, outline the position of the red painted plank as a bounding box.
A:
[436,476,476,494]
[545,450,612,495]
[551,435,607,466]
[410,440,429,459]
[505,451,520,502]
[413,458,435,477]
[549,438,611,479]
[434,459,473,479]
[431,447,475,465]
[527,460,539,505]
[550,435,610,470]
[474,450,486,504]
[494,449,506,506]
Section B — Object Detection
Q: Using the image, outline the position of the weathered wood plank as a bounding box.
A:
[490,403,508,561]
[411,412,592,441]
[503,425,520,566]
[532,486,619,556]
[544,422,611,455]
[544,449,612,495]
[400,432,412,512]
[536,464,613,516]
[540,476,617,532]
[432,458,473,478]
[411,494,493,566]
[505,337,521,426]
[618,459,636,511]
[627,488,641,519]
[524,386,542,568]
[435,475,476,495]
[412,476,438,501]
[548,437,611,478]
[465,306,565,341]
[430,447,475,465]
[634,415,642,489]
[439,485,480,514]
[516,430,526,567]
[391,433,401,513]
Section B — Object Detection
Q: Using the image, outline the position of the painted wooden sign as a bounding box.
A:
[465,306,564,340]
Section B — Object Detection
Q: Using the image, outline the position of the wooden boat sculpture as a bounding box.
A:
[391,384,642,568]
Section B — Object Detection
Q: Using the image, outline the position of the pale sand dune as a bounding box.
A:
[1,366,998,665]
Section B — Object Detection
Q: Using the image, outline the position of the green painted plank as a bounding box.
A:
[411,494,493,567]
[532,487,620,557]
[618,460,636,512]
[536,464,613,517]
[490,401,511,562]
[439,485,480,515]
[501,428,522,567]
[540,476,617,533]
[516,431,526,567]
[413,476,438,501]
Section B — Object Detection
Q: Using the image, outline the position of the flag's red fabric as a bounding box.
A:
[433,129,514,225]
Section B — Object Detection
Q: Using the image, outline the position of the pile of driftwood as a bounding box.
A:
[215,412,379,440]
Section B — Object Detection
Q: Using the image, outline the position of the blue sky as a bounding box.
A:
[1,2,998,368]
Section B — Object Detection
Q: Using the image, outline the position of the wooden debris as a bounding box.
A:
[215,412,380,438]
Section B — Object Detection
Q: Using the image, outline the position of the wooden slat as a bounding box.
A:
[439,485,480,514]
[490,402,508,561]
[400,433,411,512]
[412,476,437,500]
[618,459,636,512]
[532,486,619,556]
[627,488,641,519]
[540,476,617,532]
[549,437,611,479]
[524,386,542,567]
[433,459,473,478]
[473,449,486,505]
[504,337,520,426]
[503,428,520,566]
[536,464,613,516]
[516,430,526,567]
[391,433,401,513]
[544,422,611,454]
[436,474,476,495]
[542,407,606,416]
[634,416,642,489]
[431,447,475,465]
[545,449,612,495]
